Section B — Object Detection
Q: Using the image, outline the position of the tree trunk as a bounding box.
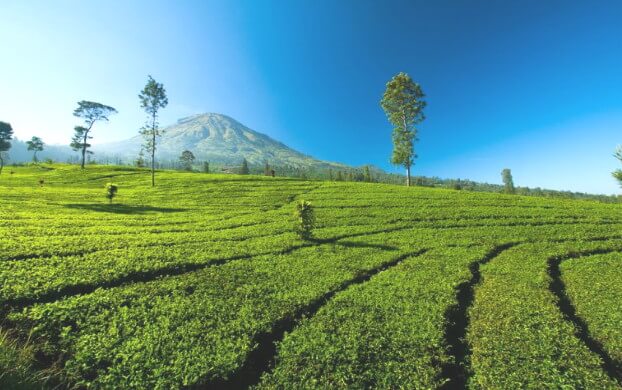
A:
[402,113,413,188]
[81,147,86,169]
[0,154,3,175]
[80,128,90,169]
[151,132,155,187]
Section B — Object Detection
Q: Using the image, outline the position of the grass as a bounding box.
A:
[0,164,621,389]
[0,328,56,390]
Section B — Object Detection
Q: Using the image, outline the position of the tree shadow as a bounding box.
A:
[63,203,186,215]
[310,238,398,251]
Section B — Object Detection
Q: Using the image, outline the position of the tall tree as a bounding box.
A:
[179,150,195,171]
[240,158,250,175]
[0,121,13,174]
[612,147,622,187]
[501,168,515,194]
[363,165,372,182]
[71,101,117,168]
[264,162,271,176]
[135,149,146,168]
[26,136,44,162]
[139,75,168,187]
[380,72,426,186]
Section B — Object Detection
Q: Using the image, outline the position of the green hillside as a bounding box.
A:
[1,165,621,389]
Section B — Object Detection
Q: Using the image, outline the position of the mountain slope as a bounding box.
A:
[96,113,348,169]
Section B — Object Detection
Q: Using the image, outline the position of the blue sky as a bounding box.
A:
[1,0,621,194]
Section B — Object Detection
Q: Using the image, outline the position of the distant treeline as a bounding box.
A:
[6,153,620,203]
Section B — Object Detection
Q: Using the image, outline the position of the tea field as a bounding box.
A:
[1,165,621,389]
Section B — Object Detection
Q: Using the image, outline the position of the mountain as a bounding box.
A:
[94,113,349,169]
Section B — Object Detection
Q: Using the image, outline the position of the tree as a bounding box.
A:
[179,150,195,171]
[613,147,622,188]
[240,158,250,175]
[501,168,515,194]
[380,72,426,186]
[264,162,271,176]
[0,121,13,175]
[139,75,168,187]
[71,101,117,169]
[203,161,210,173]
[26,136,44,162]
[105,183,118,204]
[294,200,315,240]
[135,149,146,167]
[363,165,372,182]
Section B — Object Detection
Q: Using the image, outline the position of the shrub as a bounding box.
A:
[105,183,118,204]
[294,200,315,240]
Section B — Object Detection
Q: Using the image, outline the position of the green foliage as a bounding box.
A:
[1,165,622,388]
[501,168,515,194]
[240,158,250,175]
[259,247,489,389]
[468,241,622,388]
[139,75,168,186]
[363,165,372,182]
[561,252,622,366]
[612,146,622,188]
[0,329,55,389]
[380,72,426,186]
[134,149,146,168]
[0,121,13,174]
[105,182,118,204]
[73,101,117,124]
[71,101,117,169]
[25,136,44,162]
[70,126,89,151]
[179,150,195,171]
[294,200,315,240]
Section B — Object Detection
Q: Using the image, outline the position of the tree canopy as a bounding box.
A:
[139,75,168,186]
[380,72,426,186]
[240,158,250,175]
[179,150,196,171]
[612,147,622,188]
[501,168,515,194]
[26,136,45,162]
[71,101,117,168]
[0,121,14,174]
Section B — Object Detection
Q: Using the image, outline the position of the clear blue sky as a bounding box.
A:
[1,0,621,194]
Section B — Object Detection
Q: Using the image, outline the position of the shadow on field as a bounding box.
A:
[310,238,398,251]
[63,203,186,214]
[336,241,398,251]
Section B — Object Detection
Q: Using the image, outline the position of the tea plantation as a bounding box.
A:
[1,165,621,389]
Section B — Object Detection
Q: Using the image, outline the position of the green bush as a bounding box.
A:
[294,200,315,240]
[105,182,118,204]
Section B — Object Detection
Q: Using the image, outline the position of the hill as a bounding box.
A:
[8,113,355,173]
[94,113,350,170]
[1,165,621,389]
